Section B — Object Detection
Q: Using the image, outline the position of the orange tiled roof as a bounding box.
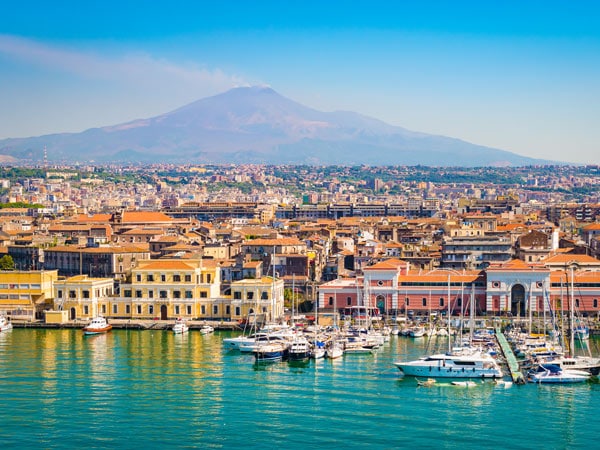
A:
[122,211,174,223]
[545,254,600,265]
[136,260,195,270]
[364,259,406,270]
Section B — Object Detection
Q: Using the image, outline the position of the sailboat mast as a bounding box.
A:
[570,266,575,356]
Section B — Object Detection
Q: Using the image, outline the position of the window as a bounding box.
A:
[83,305,89,315]
[69,290,76,299]
[160,291,167,299]
[83,290,90,299]
[149,305,154,314]
[161,274,166,282]
[235,306,240,316]
[226,305,231,315]
[347,296,352,306]
[135,290,142,298]
[136,274,141,282]
[377,280,384,286]
[422,298,427,307]
[175,305,180,315]
[262,307,267,313]
[247,292,254,300]
[185,291,193,299]
[124,290,132,298]
[184,275,191,282]
[213,305,218,315]
[594,299,598,308]
[137,305,142,314]
[328,296,333,306]
[58,290,63,298]
[439,298,444,307]
[200,292,208,298]
[113,304,118,314]
[261,292,269,300]
[234,291,241,300]
[186,305,192,315]
[207,274,212,283]
[174,291,181,299]
[149,291,154,299]
[201,305,206,314]
[575,299,580,308]
[173,275,181,282]
[126,305,131,314]
[101,305,106,314]
[406,298,410,306]
[147,274,154,282]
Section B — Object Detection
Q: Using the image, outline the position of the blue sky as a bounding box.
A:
[1,1,599,164]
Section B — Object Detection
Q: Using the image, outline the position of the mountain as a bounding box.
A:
[0,86,549,166]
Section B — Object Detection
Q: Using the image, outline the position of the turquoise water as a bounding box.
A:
[1,329,599,449]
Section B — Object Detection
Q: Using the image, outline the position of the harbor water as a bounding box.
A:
[1,328,599,449]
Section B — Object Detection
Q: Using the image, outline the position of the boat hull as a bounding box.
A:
[83,325,112,335]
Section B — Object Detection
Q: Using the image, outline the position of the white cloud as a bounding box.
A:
[0,34,246,91]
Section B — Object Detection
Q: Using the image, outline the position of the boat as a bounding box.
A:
[325,341,344,359]
[528,364,591,384]
[253,341,289,363]
[0,315,12,332]
[82,316,112,335]
[172,318,189,334]
[394,349,503,379]
[451,380,478,387]
[416,378,437,387]
[573,324,590,341]
[200,325,214,335]
[288,335,311,361]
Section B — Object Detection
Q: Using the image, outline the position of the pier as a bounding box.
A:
[495,327,526,384]
[10,319,241,331]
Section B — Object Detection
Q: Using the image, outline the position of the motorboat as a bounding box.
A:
[451,380,479,387]
[394,349,503,379]
[0,315,12,332]
[288,336,311,361]
[253,341,289,363]
[528,364,591,384]
[536,355,600,376]
[172,318,189,334]
[82,316,112,335]
[326,341,344,359]
[200,325,214,335]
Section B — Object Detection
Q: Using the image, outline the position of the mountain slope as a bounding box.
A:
[0,86,548,166]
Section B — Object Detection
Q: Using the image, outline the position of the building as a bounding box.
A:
[53,275,115,320]
[0,270,58,320]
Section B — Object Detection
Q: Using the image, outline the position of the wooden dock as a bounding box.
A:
[496,327,526,384]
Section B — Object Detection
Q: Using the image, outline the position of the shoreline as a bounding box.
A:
[9,318,241,331]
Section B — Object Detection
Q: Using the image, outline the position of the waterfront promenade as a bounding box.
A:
[11,318,240,331]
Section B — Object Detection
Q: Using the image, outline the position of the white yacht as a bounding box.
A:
[528,364,591,384]
[394,349,503,379]
[0,315,12,332]
[172,318,189,334]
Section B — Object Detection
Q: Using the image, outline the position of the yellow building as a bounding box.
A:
[229,276,285,323]
[0,270,58,320]
[53,275,115,320]
[118,259,221,320]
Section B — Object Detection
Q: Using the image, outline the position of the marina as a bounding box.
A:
[0,327,599,449]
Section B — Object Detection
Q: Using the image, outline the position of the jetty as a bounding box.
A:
[10,318,240,331]
[495,327,526,384]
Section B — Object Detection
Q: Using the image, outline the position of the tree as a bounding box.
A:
[0,255,15,270]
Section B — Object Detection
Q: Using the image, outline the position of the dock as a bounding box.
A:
[495,327,526,384]
[10,319,241,331]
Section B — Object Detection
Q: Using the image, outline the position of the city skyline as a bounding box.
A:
[1,1,600,164]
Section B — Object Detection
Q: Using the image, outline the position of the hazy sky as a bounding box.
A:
[1,1,599,164]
